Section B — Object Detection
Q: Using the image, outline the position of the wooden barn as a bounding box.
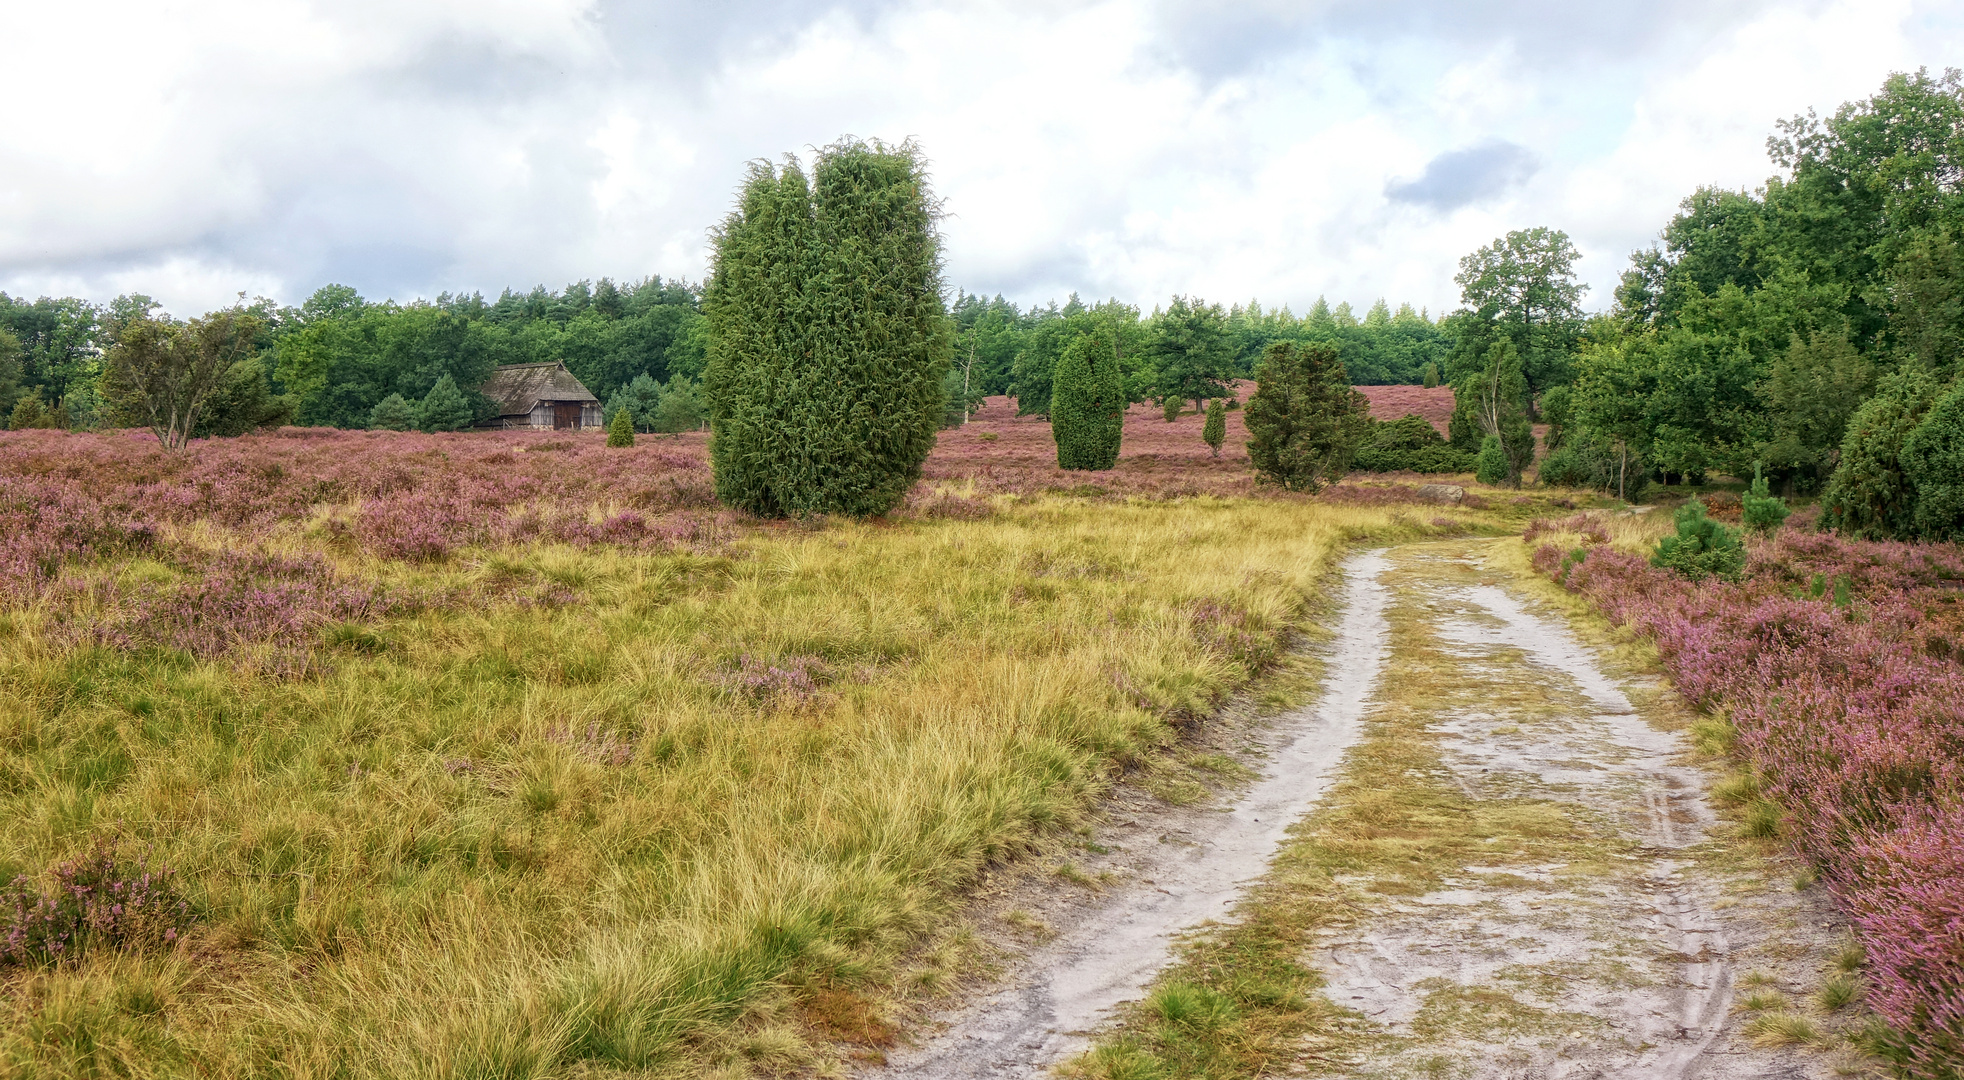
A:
[479,362,603,430]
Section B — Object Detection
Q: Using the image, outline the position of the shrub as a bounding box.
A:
[1652,497,1745,581]
[368,392,415,431]
[1743,464,1791,534]
[1821,366,1940,539]
[1475,435,1508,485]
[414,374,474,433]
[2,845,193,967]
[1537,439,1650,500]
[653,376,706,433]
[703,138,949,517]
[607,408,636,448]
[1202,398,1225,458]
[1052,331,1125,470]
[1422,361,1439,389]
[1162,395,1180,422]
[1244,341,1367,492]
[1352,414,1470,473]
[1902,378,1964,541]
[605,373,663,432]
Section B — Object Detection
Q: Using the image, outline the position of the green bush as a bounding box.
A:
[1243,341,1368,492]
[414,374,474,433]
[607,408,635,447]
[702,138,949,518]
[1202,398,1226,457]
[7,391,62,431]
[1351,413,1471,473]
[1902,377,1964,541]
[653,376,706,433]
[1653,497,1745,581]
[604,373,663,432]
[1820,366,1940,539]
[1051,331,1125,470]
[1742,464,1790,535]
[1475,435,1508,485]
[368,393,415,431]
[1536,439,1649,500]
[1162,395,1180,422]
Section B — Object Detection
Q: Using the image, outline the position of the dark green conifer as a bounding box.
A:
[414,375,473,432]
[1243,342,1368,492]
[1902,378,1964,541]
[607,408,636,447]
[1051,330,1124,470]
[1742,463,1790,534]
[1820,367,1940,539]
[703,139,950,517]
[368,392,414,431]
[1202,397,1226,457]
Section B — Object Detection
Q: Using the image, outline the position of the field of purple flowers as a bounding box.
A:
[1531,521,1964,1076]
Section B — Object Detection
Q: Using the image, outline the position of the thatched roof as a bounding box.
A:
[481,363,599,415]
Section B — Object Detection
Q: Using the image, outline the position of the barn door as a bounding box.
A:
[554,402,580,430]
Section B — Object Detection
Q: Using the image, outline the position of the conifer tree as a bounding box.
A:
[703,139,950,517]
[368,393,414,431]
[1203,397,1226,457]
[1742,463,1790,534]
[1475,435,1509,485]
[1162,395,1181,422]
[1243,342,1368,492]
[607,407,636,447]
[1051,330,1124,469]
[1820,367,1940,539]
[414,374,473,432]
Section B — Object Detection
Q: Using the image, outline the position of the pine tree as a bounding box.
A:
[703,139,950,517]
[1902,378,1964,541]
[607,407,636,447]
[1051,330,1124,469]
[605,373,663,432]
[369,392,415,431]
[1243,342,1368,492]
[1742,463,1790,534]
[1820,367,1940,539]
[414,374,473,433]
[1202,397,1226,457]
[1653,497,1745,581]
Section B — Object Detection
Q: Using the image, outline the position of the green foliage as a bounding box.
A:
[101,305,265,450]
[1757,330,1874,491]
[1147,295,1232,409]
[1820,366,1940,539]
[1202,398,1226,457]
[368,393,414,431]
[195,356,295,438]
[1653,497,1747,581]
[941,362,983,429]
[1537,438,1650,500]
[1162,395,1180,422]
[1457,341,1535,487]
[414,374,474,433]
[1448,227,1585,399]
[604,373,663,432]
[702,139,950,517]
[652,376,706,433]
[1422,361,1439,388]
[0,327,20,421]
[1010,296,1145,416]
[1051,331,1125,470]
[8,390,63,431]
[607,408,635,448]
[1353,414,1471,473]
[1539,384,1571,453]
[1901,377,1964,540]
[1475,435,1508,485]
[1243,341,1368,492]
[1742,464,1791,534]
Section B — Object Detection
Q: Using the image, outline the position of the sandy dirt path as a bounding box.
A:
[871,551,1394,1079]
[874,541,1842,1079]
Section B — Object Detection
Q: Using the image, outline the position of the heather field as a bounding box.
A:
[0,422,1490,1078]
[1523,512,1964,1077]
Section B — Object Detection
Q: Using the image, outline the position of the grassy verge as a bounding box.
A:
[2,495,1457,1079]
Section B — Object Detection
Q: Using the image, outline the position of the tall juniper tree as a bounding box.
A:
[1051,330,1125,469]
[1244,341,1369,492]
[703,139,951,517]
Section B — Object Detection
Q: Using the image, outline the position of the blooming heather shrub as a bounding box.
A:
[2,846,193,967]
[0,478,157,600]
[717,654,832,707]
[1539,530,1964,1075]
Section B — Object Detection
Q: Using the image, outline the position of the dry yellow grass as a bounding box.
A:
[0,496,1446,1078]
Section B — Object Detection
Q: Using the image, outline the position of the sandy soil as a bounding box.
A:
[867,541,1847,1080]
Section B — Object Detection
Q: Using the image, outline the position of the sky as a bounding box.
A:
[3,0,1963,319]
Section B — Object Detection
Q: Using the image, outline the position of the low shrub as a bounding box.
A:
[2,846,193,967]
[1352,414,1472,474]
[1652,497,1745,581]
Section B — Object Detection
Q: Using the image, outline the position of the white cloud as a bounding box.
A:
[3,0,1961,318]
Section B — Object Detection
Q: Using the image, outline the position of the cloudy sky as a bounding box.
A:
[3,0,1962,319]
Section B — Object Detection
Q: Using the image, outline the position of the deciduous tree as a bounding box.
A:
[101,304,264,450]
